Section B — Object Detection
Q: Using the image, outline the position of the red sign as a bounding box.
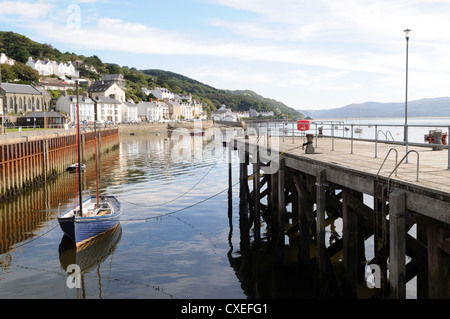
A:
[297,120,310,131]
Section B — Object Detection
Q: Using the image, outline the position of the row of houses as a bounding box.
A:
[54,81,206,124]
[56,95,134,124]
[26,57,79,78]
[55,94,206,124]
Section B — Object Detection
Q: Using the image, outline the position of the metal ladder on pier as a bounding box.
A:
[372,149,420,297]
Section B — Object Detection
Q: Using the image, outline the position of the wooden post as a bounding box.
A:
[228,142,233,228]
[342,188,359,298]
[427,223,450,298]
[416,222,428,299]
[277,158,286,245]
[293,174,311,267]
[43,140,47,182]
[253,148,260,242]
[239,143,248,214]
[0,145,4,197]
[271,170,279,241]
[316,169,327,296]
[389,190,407,299]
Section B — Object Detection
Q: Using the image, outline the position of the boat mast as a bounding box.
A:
[94,121,99,206]
[76,80,83,216]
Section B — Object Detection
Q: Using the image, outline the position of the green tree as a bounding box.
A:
[0,64,17,82]
[11,63,39,83]
[106,63,122,75]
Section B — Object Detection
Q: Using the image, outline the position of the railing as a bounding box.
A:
[246,121,450,171]
[386,150,420,194]
[377,148,399,179]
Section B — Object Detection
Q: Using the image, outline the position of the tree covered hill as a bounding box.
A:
[142,69,302,118]
[0,31,302,118]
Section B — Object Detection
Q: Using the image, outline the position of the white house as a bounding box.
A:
[212,105,238,122]
[137,101,169,122]
[26,58,52,76]
[87,82,126,103]
[0,53,15,66]
[192,100,206,120]
[122,101,139,123]
[151,87,175,100]
[56,95,96,123]
[26,57,79,78]
[101,74,127,89]
[92,96,122,124]
[180,101,194,120]
[175,93,192,103]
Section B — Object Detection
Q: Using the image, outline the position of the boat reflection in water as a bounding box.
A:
[59,224,122,299]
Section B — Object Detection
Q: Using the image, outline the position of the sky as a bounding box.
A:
[1,0,450,111]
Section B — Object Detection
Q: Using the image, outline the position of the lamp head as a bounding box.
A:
[404,28,411,39]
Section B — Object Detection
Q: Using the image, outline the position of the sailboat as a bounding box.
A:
[58,81,121,247]
[355,105,363,134]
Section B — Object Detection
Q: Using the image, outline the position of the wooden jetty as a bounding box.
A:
[230,135,449,299]
[0,128,119,200]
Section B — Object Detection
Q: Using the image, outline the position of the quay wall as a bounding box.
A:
[0,128,119,200]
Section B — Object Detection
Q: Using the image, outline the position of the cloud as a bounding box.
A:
[3,0,450,109]
[0,1,53,20]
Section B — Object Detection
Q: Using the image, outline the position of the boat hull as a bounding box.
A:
[66,163,85,173]
[58,196,121,247]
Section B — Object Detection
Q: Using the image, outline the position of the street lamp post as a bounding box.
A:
[404,28,411,163]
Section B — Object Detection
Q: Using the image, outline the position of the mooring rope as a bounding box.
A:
[119,180,240,222]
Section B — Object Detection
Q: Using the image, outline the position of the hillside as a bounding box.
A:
[141,70,302,118]
[301,97,450,119]
[0,31,302,119]
[227,89,300,118]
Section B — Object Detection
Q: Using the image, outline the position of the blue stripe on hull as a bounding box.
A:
[75,218,120,246]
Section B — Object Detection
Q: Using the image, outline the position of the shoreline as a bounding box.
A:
[118,120,215,134]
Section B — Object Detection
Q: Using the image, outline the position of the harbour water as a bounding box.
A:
[0,118,448,299]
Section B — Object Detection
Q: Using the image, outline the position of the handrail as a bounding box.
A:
[386,130,395,141]
[376,148,398,180]
[387,150,420,194]
[377,130,395,141]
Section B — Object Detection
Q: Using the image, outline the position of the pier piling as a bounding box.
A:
[233,135,450,299]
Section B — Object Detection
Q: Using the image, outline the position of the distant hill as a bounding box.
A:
[300,97,450,119]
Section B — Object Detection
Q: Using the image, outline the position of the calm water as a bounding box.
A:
[1,130,310,299]
[0,118,448,299]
